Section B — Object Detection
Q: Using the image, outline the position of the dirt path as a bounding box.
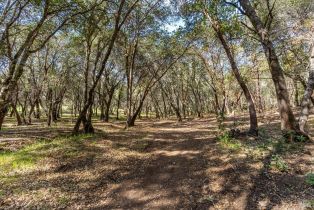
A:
[0,117,313,209]
[100,119,216,209]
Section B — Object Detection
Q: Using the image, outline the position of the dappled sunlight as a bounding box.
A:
[0,115,313,209]
[154,150,200,156]
[1,0,313,208]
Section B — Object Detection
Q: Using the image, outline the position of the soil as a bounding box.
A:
[0,112,313,209]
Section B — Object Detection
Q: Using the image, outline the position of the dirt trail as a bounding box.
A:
[100,119,216,209]
[0,117,313,209]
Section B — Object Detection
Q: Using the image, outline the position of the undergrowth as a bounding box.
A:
[306,173,314,186]
[269,154,289,172]
[217,132,242,151]
[217,128,305,166]
[0,134,94,176]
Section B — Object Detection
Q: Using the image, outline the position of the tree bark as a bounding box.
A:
[73,0,137,134]
[104,89,115,122]
[299,45,314,134]
[116,88,122,120]
[239,0,297,133]
[0,107,8,130]
[294,80,300,107]
[209,16,258,135]
[47,88,53,127]
[11,103,22,126]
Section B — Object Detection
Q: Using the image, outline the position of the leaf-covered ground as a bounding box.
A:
[0,112,313,209]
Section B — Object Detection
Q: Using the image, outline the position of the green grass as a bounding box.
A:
[0,134,94,176]
[217,130,305,162]
[305,173,314,186]
[58,195,70,205]
[305,199,314,209]
[217,132,242,151]
[0,189,4,198]
[269,154,289,172]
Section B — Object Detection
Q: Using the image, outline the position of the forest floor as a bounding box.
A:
[0,111,314,209]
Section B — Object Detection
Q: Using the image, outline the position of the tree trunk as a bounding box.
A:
[34,100,41,119]
[0,107,8,130]
[47,89,53,126]
[100,102,105,121]
[73,93,95,134]
[256,67,264,112]
[239,0,297,133]
[126,102,142,128]
[210,17,258,135]
[116,90,122,120]
[28,103,35,124]
[73,0,131,134]
[294,80,300,107]
[162,92,168,118]
[11,103,22,125]
[299,45,314,134]
[0,82,16,129]
[52,103,58,122]
[104,104,110,122]
[104,91,114,122]
[174,107,182,122]
[83,105,94,133]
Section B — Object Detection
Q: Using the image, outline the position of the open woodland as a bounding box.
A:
[0,0,314,209]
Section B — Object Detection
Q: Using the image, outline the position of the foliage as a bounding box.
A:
[305,173,314,186]
[269,155,289,172]
[217,132,242,151]
[305,199,314,209]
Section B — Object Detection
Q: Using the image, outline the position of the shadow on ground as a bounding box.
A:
[0,112,313,209]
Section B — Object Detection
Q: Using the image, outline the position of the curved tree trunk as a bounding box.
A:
[208,16,258,135]
[11,103,22,126]
[239,0,297,135]
[126,100,144,128]
[299,45,314,134]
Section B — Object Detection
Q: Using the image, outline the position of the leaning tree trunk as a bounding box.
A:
[299,45,314,134]
[239,0,297,134]
[210,17,258,135]
[175,108,182,122]
[126,102,142,127]
[73,0,132,134]
[11,103,22,126]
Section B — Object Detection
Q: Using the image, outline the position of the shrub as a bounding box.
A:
[217,132,242,151]
[270,155,289,172]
